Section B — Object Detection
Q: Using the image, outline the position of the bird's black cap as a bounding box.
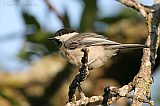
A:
[48,28,77,40]
[54,28,77,37]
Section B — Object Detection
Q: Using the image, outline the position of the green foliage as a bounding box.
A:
[19,12,59,60]
[22,12,40,29]
[79,0,97,32]
[0,90,20,106]
[62,11,71,28]
[18,29,58,60]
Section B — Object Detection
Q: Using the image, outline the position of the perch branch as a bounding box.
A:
[116,0,154,13]
[66,77,154,106]
[117,0,160,106]
[66,96,103,106]
[102,82,134,105]
[68,47,89,102]
[66,81,134,106]
[132,3,160,106]
[66,0,160,106]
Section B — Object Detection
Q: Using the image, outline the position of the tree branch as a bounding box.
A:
[116,0,154,13]
[65,0,160,106]
[132,3,160,106]
[117,0,160,106]
[68,47,90,102]
[45,0,64,20]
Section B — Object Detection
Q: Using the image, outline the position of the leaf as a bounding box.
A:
[26,30,58,52]
[62,11,71,28]
[26,30,48,43]
[22,12,40,29]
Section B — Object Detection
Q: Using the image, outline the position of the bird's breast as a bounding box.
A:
[60,46,118,69]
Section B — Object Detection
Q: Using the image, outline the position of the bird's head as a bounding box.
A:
[48,28,78,48]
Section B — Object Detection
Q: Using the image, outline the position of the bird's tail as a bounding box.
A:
[108,44,148,49]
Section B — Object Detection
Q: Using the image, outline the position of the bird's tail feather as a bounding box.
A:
[108,44,148,49]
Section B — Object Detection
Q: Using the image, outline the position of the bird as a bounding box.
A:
[49,28,147,70]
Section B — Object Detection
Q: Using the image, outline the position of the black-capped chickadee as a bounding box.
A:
[49,28,147,70]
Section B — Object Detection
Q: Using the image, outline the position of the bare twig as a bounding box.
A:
[66,80,134,106]
[66,77,154,106]
[117,0,160,106]
[132,3,160,106]
[45,0,64,20]
[102,82,134,105]
[66,0,160,106]
[66,96,103,106]
[102,86,110,106]
[116,0,154,13]
[68,47,89,102]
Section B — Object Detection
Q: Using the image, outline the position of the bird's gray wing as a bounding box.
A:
[64,33,120,49]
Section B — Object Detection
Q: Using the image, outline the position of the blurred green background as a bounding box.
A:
[0,0,160,106]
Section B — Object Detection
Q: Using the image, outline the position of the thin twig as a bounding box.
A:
[102,82,134,105]
[102,86,110,106]
[116,0,154,13]
[68,47,89,102]
[45,0,64,20]
[66,96,103,106]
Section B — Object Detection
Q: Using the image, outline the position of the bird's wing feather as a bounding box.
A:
[64,33,120,49]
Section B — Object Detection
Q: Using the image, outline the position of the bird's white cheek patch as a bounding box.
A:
[57,32,78,42]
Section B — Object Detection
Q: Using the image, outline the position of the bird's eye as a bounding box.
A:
[54,39,62,48]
